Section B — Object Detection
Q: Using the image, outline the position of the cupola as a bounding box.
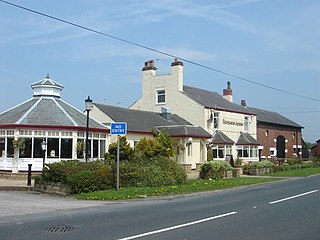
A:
[31,74,64,98]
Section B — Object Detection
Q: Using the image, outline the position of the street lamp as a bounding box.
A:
[41,139,47,170]
[85,96,93,163]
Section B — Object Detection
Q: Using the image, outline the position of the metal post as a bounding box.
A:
[27,164,32,186]
[86,109,89,163]
[42,149,46,170]
[116,135,120,191]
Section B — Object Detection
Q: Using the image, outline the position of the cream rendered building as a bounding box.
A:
[90,104,211,170]
[130,59,260,162]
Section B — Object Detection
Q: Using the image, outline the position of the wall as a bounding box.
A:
[257,123,302,159]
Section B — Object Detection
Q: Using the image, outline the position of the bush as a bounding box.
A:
[121,156,187,187]
[37,156,187,193]
[200,160,234,180]
[286,158,302,166]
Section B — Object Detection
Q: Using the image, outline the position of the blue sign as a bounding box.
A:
[110,122,127,135]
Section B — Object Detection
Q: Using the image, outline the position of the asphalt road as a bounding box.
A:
[0,175,319,240]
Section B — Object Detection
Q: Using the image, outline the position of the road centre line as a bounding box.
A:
[117,211,237,240]
[269,190,319,205]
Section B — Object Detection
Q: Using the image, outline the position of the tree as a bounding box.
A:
[105,136,133,162]
[152,129,175,158]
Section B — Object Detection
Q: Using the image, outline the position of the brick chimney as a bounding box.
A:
[223,81,233,102]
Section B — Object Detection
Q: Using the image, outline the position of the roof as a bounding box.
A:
[247,107,303,128]
[211,130,234,144]
[183,85,255,115]
[236,132,260,145]
[93,103,211,138]
[0,97,106,130]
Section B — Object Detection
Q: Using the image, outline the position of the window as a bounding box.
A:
[100,140,106,158]
[77,139,84,158]
[93,140,99,158]
[214,112,220,128]
[187,144,192,157]
[212,145,232,159]
[33,138,44,158]
[0,138,5,158]
[237,146,257,158]
[47,138,59,158]
[7,138,14,158]
[19,138,32,158]
[244,116,249,131]
[61,138,72,158]
[156,90,165,103]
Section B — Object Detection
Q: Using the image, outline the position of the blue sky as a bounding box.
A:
[0,0,319,142]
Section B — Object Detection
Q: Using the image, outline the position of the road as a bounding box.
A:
[0,175,319,240]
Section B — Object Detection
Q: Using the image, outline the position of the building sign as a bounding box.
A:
[223,119,243,127]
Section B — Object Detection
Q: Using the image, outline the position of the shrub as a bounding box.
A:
[121,156,187,187]
[105,136,133,162]
[200,160,234,180]
[286,158,302,166]
[37,156,187,193]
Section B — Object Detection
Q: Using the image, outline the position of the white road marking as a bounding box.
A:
[117,211,238,240]
[269,190,319,205]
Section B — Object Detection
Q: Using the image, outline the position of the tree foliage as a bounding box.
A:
[105,136,133,162]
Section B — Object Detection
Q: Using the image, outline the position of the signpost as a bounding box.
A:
[110,122,127,191]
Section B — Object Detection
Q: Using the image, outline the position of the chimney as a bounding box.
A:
[241,100,247,108]
[171,58,184,92]
[171,58,183,67]
[223,81,233,102]
[142,60,156,71]
[161,107,172,121]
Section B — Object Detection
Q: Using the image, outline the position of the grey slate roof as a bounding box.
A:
[183,86,255,115]
[31,78,63,90]
[0,97,106,130]
[247,107,303,128]
[93,103,211,138]
[237,132,260,145]
[211,130,234,144]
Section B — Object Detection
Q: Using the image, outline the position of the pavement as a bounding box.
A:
[0,172,35,191]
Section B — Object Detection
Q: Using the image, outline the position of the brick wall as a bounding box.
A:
[257,123,302,159]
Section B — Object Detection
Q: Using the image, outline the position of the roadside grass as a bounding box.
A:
[75,177,282,201]
[265,166,320,177]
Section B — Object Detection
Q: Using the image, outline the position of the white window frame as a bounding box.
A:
[156,90,165,104]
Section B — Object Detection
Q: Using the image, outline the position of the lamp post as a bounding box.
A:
[85,96,93,163]
[41,139,47,170]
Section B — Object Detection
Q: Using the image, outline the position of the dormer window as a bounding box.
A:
[156,90,165,104]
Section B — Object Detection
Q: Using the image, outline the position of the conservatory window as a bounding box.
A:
[61,138,72,158]
[47,138,59,158]
[19,138,31,158]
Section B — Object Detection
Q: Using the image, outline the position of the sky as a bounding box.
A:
[0,0,319,143]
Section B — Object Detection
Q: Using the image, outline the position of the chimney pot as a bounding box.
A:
[142,60,157,71]
[241,100,247,108]
[171,58,183,66]
[223,81,233,102]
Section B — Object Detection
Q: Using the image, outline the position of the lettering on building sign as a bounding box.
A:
[223,119,243,126]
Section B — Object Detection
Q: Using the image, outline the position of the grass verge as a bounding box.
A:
[75,177,282,201]
[265,166,320,177]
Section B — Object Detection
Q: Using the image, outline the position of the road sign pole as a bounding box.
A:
[116,135,120,191]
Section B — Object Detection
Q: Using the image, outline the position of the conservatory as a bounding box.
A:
[0,75,108,172]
